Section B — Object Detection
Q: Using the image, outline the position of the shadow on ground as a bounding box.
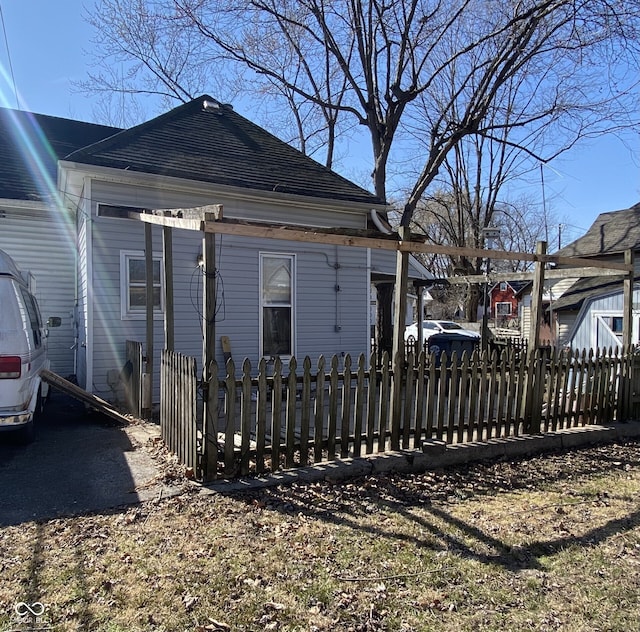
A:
[0,391,169,526]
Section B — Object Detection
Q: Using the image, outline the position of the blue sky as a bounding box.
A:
[1,1,638,243]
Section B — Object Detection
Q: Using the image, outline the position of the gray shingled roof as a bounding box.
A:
[0,108,120,201]
[556,202,640,257]
[66,95,384,206]
[551,275,632,311]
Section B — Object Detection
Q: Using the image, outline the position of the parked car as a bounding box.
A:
[0,250,55,442]
[404,320,480,342]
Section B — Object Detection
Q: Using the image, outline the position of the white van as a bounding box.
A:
[0,249,53,442]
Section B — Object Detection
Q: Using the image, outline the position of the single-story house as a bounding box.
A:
[488,280,530,325]
[1,96,429,404]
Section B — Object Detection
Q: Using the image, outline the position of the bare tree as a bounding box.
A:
[81,0,352,164]
[83,0,640,221]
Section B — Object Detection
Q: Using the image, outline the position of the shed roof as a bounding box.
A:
[489,279,531,295]
[550,275,630,312]
[66,95,384,206]
[556,202,640,258]
[0,108,120,201]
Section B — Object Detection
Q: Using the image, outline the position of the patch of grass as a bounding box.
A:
[1,442,640,631]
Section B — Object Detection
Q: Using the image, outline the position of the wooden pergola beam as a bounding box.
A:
[398,241,632,271]
[446,267,627,285]
[132,208,633,274]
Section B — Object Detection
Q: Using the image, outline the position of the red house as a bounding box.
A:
[489,280,530,327]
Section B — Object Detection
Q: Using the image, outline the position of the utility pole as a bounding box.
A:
[558,223,563,251]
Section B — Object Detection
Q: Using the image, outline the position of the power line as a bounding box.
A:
[0,3,19,109]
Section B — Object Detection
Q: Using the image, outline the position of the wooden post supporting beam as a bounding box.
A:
[162,226,175,351]
[417,284,425,351]
[201,212,218,480]
[143,223,154,419]
[528,241,547,350]
[390,227,410,450]
[392,227,411,361]
[623,249,634,349]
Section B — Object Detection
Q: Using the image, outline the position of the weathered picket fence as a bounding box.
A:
[159,345,640,482]
[160,349,198,472]
[124,340,143,417]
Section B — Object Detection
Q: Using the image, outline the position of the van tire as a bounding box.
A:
[17,387,42,444]
[34,387,45,420]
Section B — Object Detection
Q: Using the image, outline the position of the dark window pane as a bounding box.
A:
[129,259,146,283]
[129,287,161,309]
[263,307,291,355]
[129,258,161,284]
[152,260,161,284]
[129,287,146,308]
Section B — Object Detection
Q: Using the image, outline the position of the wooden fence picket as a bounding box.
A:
[159,345,636,480]
[256,358,267,473]
[285,357,298,469]
[314,356,326,461]
[365,353,377,455]
[424,352,437,441]
[271,357,283,471]
[403,352,416,449]
[353,354,366,458]
[224,358,236,474]
[378,354,390,452]
[456,352,470,443]
[414,351,426,448]
[300,357,312,467]
[328,356,339,460]
[240,358,252,475]
[446,352,459,444]
[340,354,353,458]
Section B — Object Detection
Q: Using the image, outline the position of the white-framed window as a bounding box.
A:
[496,302,512,316]
[609,316,624,334]
[499,281,507,291]
[260,253,295,357]
[120,250,164,320]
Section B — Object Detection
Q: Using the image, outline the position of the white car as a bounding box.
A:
[0,250,54,442]
[404,320,480,342]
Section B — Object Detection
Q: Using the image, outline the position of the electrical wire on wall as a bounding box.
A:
[190,233,226,339]
[0,3,20,109]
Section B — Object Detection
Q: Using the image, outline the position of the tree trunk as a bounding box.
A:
[376,282,394,360]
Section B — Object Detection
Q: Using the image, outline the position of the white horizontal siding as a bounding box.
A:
[0,204,76,375]
[90,179,369,229]
[88,212,371,402]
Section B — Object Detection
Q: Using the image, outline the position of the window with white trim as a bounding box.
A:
[260,253,295,357]
[496,302,512,316]
[120,250,164,320]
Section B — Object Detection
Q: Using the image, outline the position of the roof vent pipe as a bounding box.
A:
[203,100,221,113]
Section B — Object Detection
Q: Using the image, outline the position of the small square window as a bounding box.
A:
[120,251,164,320]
